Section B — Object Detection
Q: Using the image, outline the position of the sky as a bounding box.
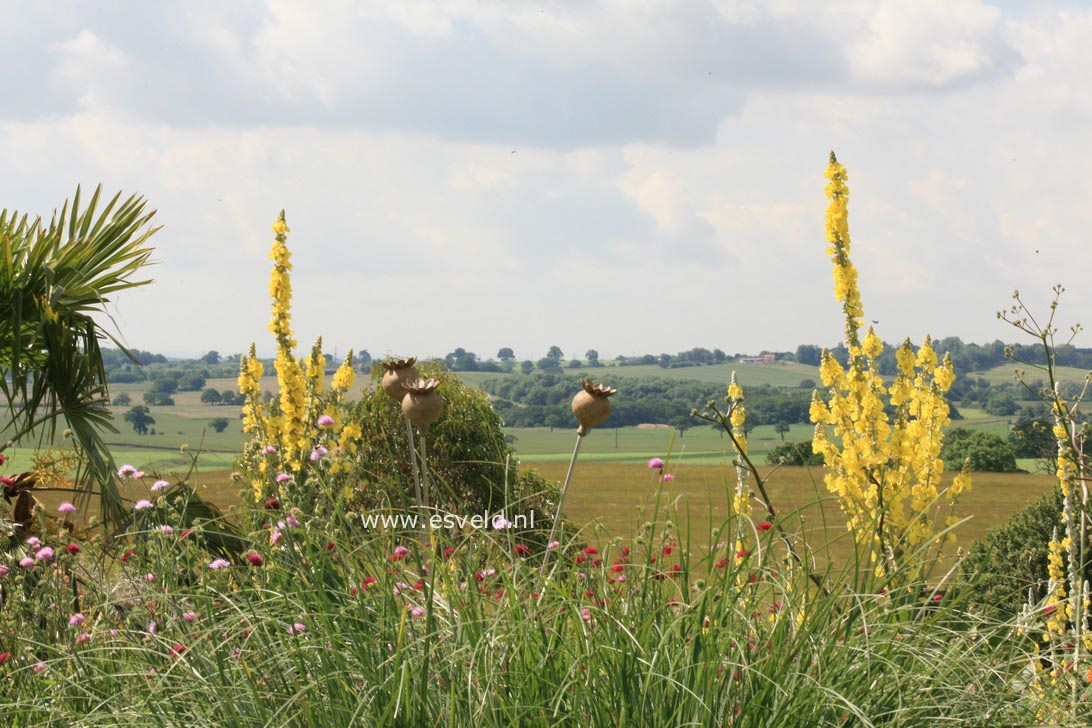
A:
[2,0,1091,361]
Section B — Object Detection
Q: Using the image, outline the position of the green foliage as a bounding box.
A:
[111,392,131,407]
[200,387,222,405]
[347,363,559,544]
[940,427,1019,472]
[765,440,823,466]
[962,486,1092,621]
[122,404,155,435]
[142,390,174,407]
[209,417,230,433]
[1009,417,1057,473]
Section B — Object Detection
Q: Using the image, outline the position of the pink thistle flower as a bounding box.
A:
[25,536,41,548]
[547,540,560,550]
[69,613,87,626]
[660,473,675,483]
[262,445,278,455]
[309,446,328,461]
[182,611,198,623]
[409,606,425,618]
[33,662,48,674]
[133,470,146,479]
[134,500,154,511]
[270,529,283,546]
[20,556,36,568]
[580,608,592,622]
[492,515,511,530]
[285,516,300,528]
[276,472,291,483]
[66,542,81,555]
[151,480,170,492]
[0,565,8,577]
[145,573,157,583]
[288,622,306,635]
[58,502,77,513]
[647,457,665,470]
[35,547,54,562]
[245,553,264,567]
[75,632,91,646]
[317,415,335,427]
[117,464,138,479]
[208,559,231,570]
[158,525,174,536]
[391,545,410,561]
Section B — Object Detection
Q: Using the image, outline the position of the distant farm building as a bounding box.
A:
[738,354,778,364]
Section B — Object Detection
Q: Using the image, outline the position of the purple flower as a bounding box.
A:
[208,559,231,570]
[309,446,328,462]
[75,632,91,646]
[117,464,138,479]
[492,515,511,530]
[182,611,198,624]
[409,606,425,618]
[33,662,47,674]
[547,540,560,550]
[58,502,77,513]
[276,472,291,484]
[19,557,34,568]
[151,480,170,492]
[0,565,9,577]
[393,545,411,558]
[134,500,154,511]
[145,573,158,583]
[262,445,278,455]
[288,622,306,635]
[317,415,335,427]
[660,473,675,483]
[647,457,665,470]
[69,613,87,627]
[35,547,55,562]
[25,536,41,548]
[158,524,175,536]
[286,516,300,528]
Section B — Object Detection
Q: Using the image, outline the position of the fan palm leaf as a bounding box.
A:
[0,185,158,528]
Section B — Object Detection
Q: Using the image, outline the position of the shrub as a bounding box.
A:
[765,440,823,466]
[940,428,1019,472]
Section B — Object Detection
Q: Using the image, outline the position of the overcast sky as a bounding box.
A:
[3,0,1091,361]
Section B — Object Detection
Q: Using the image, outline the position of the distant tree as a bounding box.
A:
[123,405,156,435]
[798,378,817,389]
[537,357,560,371]
[984,392,1018,417]
[201,350,221,365]
[941,428,1019,472]
[454,352,479,371]
[497,347,516,361]
[209,417,230,433]
[111,392,132,407]
[795,344,822,366]
[221,389,243,406]
[567,359,582,369]
[585,349,600,367]
[1010,418,1057,473]
[547,346,563,361]
[669,416,692,437]
[201,388,223,405]
[766,441,824,466]
[149,378,177,395]
[774,422,791,441]
[143,391,175,406]
[177,373,206,392]
[713,349,727,363]
[356,349,373,372]
[543,413,564,430]
[520,360,534,374]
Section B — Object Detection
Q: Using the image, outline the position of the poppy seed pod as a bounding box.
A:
[572,379,617,436]
[401,378,444,433]
[380,358,419,404]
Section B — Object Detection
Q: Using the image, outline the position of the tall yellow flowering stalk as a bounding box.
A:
[809,153,970,580]
[238,212,357,502]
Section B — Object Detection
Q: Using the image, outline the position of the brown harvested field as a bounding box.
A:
[35,463,1054,566]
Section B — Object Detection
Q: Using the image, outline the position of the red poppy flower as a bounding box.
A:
[757,522,772,532]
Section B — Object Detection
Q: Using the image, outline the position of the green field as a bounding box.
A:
[971,363,1091,386]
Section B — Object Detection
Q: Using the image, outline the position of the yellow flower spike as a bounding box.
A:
[810,154,965,583]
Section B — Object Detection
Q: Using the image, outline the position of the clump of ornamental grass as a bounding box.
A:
[0,471,1049,726]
